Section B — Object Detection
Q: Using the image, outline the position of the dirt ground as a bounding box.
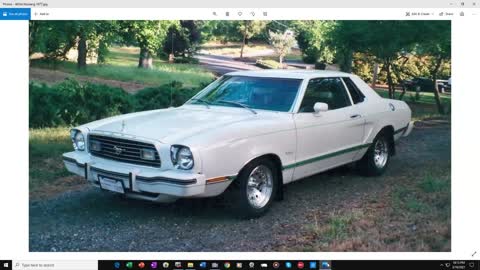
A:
[29,67,149,93]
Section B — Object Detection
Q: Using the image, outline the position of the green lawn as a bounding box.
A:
[30,46,215,88]
[29,127,72,195]
[375,88,451,106]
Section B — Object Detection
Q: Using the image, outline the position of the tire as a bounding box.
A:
[232,158,278,218]
[356,132,391,176]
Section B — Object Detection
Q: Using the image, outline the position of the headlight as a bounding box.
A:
[170,145,194,170]
[70,129,85,151]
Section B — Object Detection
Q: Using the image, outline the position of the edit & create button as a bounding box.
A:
[0,8,31,20]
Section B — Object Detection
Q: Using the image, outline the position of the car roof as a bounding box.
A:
[226,69,353,80]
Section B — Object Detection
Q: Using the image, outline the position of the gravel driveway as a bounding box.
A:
[29,123,451,252]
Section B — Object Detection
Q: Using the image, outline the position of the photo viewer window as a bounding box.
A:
[0,0,478,268]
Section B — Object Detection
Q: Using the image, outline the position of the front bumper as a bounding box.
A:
[62,151,231,202]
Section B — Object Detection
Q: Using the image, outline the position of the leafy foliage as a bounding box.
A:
[30,80,134,128]
[161,21,201,58]
[134,81,201,111]
[292,21,336,64]
[29,79,208,128]
[268,30,296,64]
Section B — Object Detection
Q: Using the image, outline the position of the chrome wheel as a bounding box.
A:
[373,138,389,169]
[246,165,274,209]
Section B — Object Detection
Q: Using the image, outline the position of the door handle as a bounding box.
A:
[350,114,361,119]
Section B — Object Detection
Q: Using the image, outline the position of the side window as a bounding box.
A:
[343,77,365,104]
[299,77,352,112]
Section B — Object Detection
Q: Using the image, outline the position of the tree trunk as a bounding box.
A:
[240,32,246,59]
[371,63,379,89]
[138,47,153,69]
[385,60,394,99]
[340,49,353,73]
[432,56,445,114]
[77,34,87,69]
[279,55,283,66]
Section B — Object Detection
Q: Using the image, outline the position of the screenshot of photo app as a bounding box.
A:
[0,0,478,268]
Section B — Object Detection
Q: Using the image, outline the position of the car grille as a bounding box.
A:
[88,134,161,168]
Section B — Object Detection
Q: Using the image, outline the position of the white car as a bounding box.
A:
[63,70,413,217]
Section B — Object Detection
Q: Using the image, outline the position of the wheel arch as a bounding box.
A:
[377,125,396,156]
[237,153,284,201]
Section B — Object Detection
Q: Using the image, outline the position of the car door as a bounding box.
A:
[292,77,365,180]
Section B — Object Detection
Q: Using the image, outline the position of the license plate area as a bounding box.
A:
[98,175,125,194]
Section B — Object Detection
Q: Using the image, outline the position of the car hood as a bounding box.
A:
[88,106,256,144]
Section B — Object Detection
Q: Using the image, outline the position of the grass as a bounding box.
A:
[29,127,75,196]
[30,46,215,88]
[375,88,451,106]
[199,42,303,61]
[296,167,450,251]
[199,42,271,56]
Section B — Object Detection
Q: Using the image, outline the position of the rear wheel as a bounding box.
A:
[357,132,391,176]
[232,158,278,218]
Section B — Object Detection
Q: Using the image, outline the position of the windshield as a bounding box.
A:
[187,76,303,112]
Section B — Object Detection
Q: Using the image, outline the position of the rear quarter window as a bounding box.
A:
[343,77,365,104]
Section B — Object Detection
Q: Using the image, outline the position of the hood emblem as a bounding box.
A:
[113,145,124,155]
[120,120,126,132]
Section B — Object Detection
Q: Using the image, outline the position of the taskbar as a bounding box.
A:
[97,260,480,270]
[0,260,478,270]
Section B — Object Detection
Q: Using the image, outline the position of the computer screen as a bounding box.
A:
[0,0,478,268]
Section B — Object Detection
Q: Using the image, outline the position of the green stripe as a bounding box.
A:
[282,143,372,170]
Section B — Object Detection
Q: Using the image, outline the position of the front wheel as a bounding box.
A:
[232,158,278,218]
[357,133,391,176]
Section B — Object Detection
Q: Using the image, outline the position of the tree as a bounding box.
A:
[29,21,118,69]
[29,21,78,61]
[331,21,421,98]
[415,21,451,114]
[237,20,267,58]
[161,20,201,58]
[268,30,295,65]
[199,21,242,43]
[120,21,177,68]
[293,21,336,64]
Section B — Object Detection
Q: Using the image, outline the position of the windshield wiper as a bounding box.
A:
[190,98,211,109]
[216,100,257,115]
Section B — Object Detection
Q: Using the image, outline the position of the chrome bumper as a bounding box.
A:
[62,151,218,203]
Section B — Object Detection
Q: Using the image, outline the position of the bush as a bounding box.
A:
[29,79,207,128]
[255,59,284,69]
[174,56,199,64]
[134,81,201,111]
[314,62,327,70]
[29,83,64,128]
[30,79,134,128]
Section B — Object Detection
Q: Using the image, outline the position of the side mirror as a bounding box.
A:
[313,102,328,114]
